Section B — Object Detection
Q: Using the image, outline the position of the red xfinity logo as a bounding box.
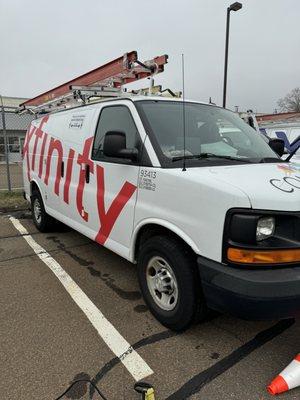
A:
[23,117,137,245]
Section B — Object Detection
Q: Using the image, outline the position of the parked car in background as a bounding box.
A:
[260,122,300,163]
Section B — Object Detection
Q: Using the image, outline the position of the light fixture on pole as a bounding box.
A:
[222,2,242,108]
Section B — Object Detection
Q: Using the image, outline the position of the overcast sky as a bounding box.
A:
[0,0,299,112]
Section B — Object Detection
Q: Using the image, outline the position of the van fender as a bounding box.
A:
[29,179,47,208]
[130,218,200,262]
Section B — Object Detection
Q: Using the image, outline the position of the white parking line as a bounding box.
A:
[0,187,23,191]
[9,216,153,382]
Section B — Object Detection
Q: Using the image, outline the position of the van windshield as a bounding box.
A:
[136,100,279,166]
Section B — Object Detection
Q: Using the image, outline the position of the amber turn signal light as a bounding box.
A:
[227,247,300,264]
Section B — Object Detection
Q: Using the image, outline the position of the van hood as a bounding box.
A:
[205,162,300,211]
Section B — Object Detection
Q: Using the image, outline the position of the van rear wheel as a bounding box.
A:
[31,190,55,232]
[137,236,207,331]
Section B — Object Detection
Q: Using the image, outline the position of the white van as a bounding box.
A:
[260,122,300,163]
[23,97,300,331]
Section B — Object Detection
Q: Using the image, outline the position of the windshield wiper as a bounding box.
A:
[172,153,250,163]
[259,157,287,163]
[172,154,202,162]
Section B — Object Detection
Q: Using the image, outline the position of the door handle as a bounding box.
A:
[85,164,90,183]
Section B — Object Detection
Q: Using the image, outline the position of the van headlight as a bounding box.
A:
[225,210,300,265]
[256,217,275,241]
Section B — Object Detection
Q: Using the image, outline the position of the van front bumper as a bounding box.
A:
[198,256,300,320]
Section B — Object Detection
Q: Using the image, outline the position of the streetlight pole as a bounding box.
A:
[0,95,11,191]
[222,2,242,108]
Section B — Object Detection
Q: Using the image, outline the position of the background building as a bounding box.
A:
[0,96,34,163]
[256,112,300,124]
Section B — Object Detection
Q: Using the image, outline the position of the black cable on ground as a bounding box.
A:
[54,379,108,400]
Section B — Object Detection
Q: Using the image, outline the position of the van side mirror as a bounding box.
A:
[268,138,285,157]
[103,131,138,161]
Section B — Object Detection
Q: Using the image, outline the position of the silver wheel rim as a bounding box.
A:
[33,198,42,225]
[146,256,179,311]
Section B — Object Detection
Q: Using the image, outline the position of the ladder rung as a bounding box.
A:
[20,52,168,109]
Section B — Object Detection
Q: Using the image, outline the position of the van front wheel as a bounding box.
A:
[31,190,55,232]
[137,236,207,331]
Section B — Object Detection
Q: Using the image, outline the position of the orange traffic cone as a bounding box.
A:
[268,354,300,395]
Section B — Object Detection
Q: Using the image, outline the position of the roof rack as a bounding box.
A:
[18,51,169,115]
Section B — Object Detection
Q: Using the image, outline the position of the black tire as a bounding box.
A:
[31,189,55,232]
[137,235,207,331]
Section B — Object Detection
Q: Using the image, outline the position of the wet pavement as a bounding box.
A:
[1,210,299,400]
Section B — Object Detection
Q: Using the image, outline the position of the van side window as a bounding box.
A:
[92,105,140,161]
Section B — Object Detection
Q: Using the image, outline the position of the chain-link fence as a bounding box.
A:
[0,105,35,191]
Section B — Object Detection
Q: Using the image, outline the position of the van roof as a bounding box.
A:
[72,95,211,106]
[32,95,215,119]
[66,95,212,111]
[129,95,210,105]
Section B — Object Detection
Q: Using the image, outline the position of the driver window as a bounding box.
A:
[92,105,140,161]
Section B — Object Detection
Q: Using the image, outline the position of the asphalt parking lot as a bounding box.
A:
[1,209,300,400]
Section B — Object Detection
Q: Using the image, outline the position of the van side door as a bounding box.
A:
[88,103,146,259]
